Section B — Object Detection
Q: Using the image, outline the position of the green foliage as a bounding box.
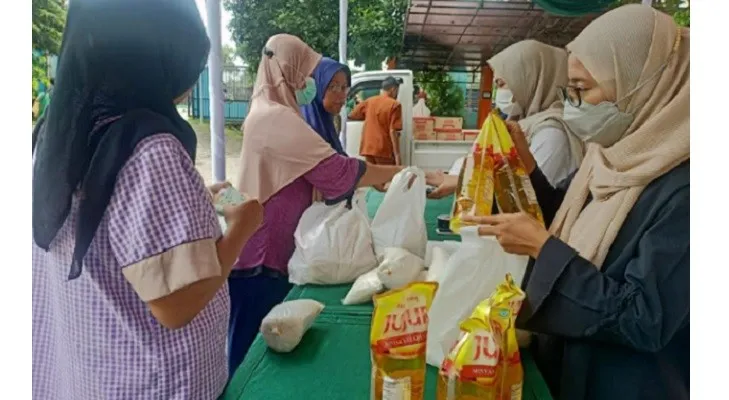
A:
[414,71,465,118]
[32,0,66,54]
[673,7,689,27]
[33,54,48,100]
[222,44,239,65]
[225,0,408,73]
[32,0,66,99]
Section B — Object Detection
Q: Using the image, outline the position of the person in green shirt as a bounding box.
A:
[34,79,54,120]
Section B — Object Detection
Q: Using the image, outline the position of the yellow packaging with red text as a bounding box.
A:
[436,316,501,400]
[436,274,526,400]
[485,112,544,225]
[449,113,496,233]
[370,282,439,400]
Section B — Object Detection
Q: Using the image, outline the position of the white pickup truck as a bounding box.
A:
[344,70,473,171]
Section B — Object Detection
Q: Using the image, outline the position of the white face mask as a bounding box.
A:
[494,88,522,117]
[562,100,634,147]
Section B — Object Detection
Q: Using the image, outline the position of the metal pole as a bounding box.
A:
[206,0,226,183]
[198,78,204,123]
[338,0,348,150]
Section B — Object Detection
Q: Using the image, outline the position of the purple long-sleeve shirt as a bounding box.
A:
[234,155,365,274]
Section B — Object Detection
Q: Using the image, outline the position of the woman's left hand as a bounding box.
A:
[208,181,232,197]
[463,213,551,258]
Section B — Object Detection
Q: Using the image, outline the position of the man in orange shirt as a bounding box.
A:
[349,76,403,166]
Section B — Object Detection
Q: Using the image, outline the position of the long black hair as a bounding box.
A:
[32,0,210,279]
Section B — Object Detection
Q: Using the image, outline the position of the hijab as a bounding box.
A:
[237,34,335,204]
[300,57,351,154]
[488,40,584,166]
[549,4,690,268]
[32,0,210,279]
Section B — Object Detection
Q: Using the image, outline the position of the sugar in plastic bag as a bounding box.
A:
[342,269,384,305]
[260,299,324,353]
[376,247,425,289]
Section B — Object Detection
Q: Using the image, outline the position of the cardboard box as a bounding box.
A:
[434,117,464,131]
[463,129,479,142]
[413,117,436,140]
[435,128,464,141]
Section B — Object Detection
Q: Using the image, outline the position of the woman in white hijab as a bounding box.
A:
[466,5,689,400]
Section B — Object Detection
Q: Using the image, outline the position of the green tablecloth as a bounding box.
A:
[222,284,553,400]
[221,193,552,399]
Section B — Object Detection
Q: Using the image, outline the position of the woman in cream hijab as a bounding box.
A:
[427,40,582,196]
[228,34,403,373]
[467,5,689,400]
[489,40,584,185]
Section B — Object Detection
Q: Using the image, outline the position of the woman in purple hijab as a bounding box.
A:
[301,57,351,154]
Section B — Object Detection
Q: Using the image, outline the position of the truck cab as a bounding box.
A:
[345,70,472,171]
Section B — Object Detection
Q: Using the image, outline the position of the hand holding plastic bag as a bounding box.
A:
[260,299,324,353]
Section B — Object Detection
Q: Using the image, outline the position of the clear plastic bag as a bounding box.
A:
[342,269,384,305]
[376,247,425,290]
[260,299,325,353]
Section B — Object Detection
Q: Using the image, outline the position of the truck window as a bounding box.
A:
[346,80,383,112]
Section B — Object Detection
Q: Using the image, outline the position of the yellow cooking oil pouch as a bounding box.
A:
[449,113,496,234]
[437,274,526,400]
[436,316,501,400]
[486,113,544,226]
[370,282,438,400]
[487,274,526,400]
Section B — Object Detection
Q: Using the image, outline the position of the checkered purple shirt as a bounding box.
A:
[32,134,229,399]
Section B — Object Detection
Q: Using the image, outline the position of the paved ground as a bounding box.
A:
[190,120,243,186]
[179,105,243,185]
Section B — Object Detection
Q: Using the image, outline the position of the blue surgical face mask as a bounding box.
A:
[296,77,317,105]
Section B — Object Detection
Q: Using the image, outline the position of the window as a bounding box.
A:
[346,80,383,112]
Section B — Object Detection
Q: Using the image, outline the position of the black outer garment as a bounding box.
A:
[516,162,690,400]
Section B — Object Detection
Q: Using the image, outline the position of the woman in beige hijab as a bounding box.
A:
[489,40,584,186]
[466,5,689,400]
[427,40,582,196]
[227,34,403,373]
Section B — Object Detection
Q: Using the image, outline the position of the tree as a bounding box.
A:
[222,44,240,65]
[224,0,408,73]
[32,0,67,99]
[32,0,66,54]
[414,71,465,118]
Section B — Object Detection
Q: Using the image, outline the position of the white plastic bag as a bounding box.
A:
[413,98,431,117]
[375,247,424,289]
[425,246,450,282]
[448,156,466,176]
[342,268,383,305]
[288,196,377,285]
[424,240,459,266]
[425,226,529,367]
[260,299,324,353]
[371,167,427,260]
